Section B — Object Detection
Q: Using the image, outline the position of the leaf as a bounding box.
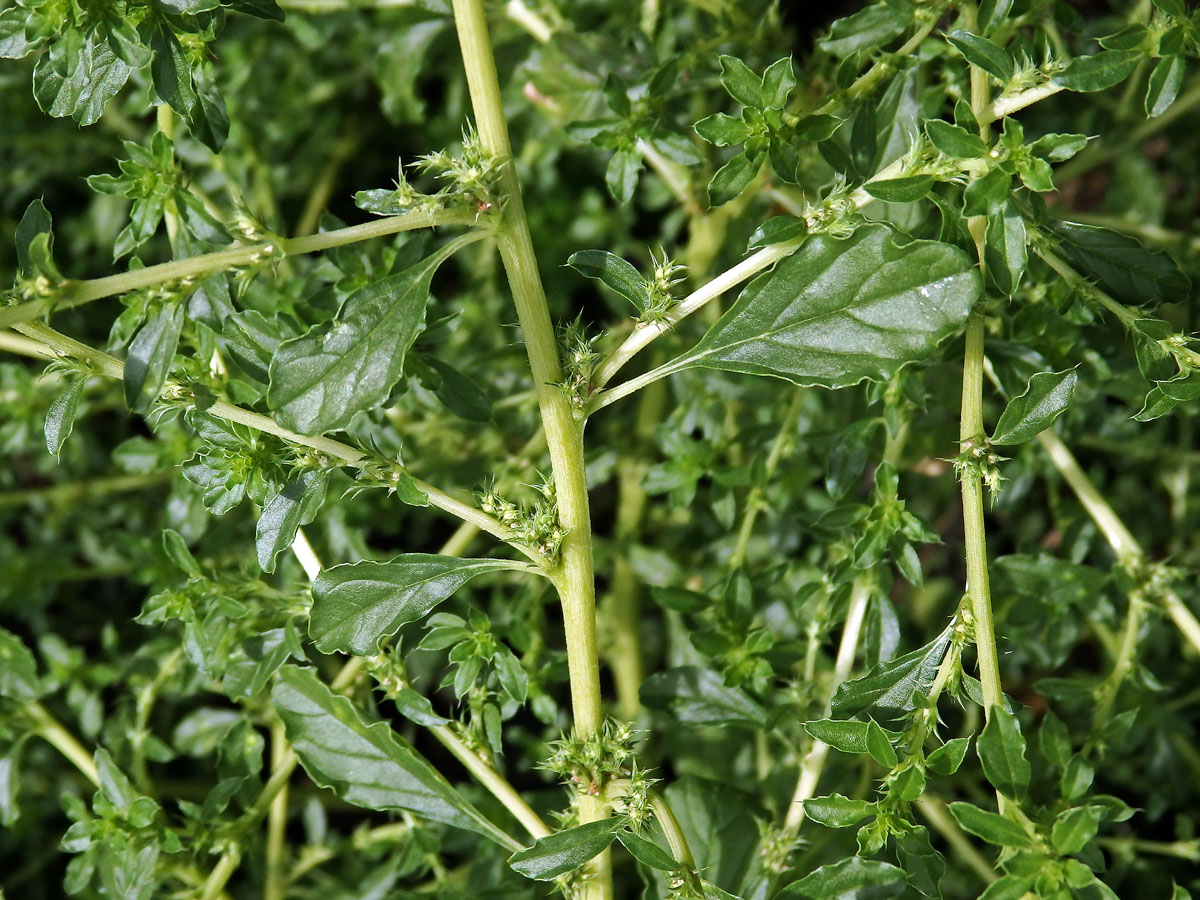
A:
[33,31,132,126]
[508,819,620,880]
[640,666,769,728]
[695,112,752,147]
[567,249,650,309]
[1145,55,1186,117]
[820,6,906,56]
[1053,50,1141,92]
[0,738,26,826]
[617,830,678,870]
[863,175,934,203]
[664,777,759,892]
[717,55,764,108]
[271,666,514,847]
[268,242,462,435]
[990,369,1077,445]
[0,7,36,60]
[309,555,522,655]
[802,794,875,828]
[45,376,86,457]
[947,31,1014,82]
[977,705,1031,798]
[761,57,796,109]
[707,150,760,207]
[925,119,989,158]
[662,225,978,390]
[978,874,1035,900]
[15,199,54,279]
[748,215,807,250]
[256,469,329,573]
[831,627,953,726]
[947,801,1032,847]
[422,357,492,423]
[0,627,41,702]
[803,719,870,754]
[926,737,970,775]
[865,720,898,767]
[776,857,906,899]
[124,302,185,414]
[606,147,641,203]
[150,26,196,115]
[1051,805,1102,855]
[985,199,1027,295]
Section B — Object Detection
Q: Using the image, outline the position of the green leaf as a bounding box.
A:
[256,469,329,573]
[0,7,37,60]
[0,738,26,826]
[895,826,945,898]
[802,794,875,828]
[1145,56,1187,118]
[926,737,970,775]
[640,666,769,728]
[45,376,86,457]
[33,31,132,126]
[420,357,492,423]
[977,705,1031,799]
[925,119,989,158]
[1053,50,1141,92]
[1051,805,1103,855]
[963,167,1012,217]
[309,554,522,655]
[663,225,978,390]
[271,666,514,847]
[124,302,185,414]
[831,627,953,726]
[567,249,650,309]
[862,175,934,203]
[761,57,797,109]
[990,369,1077,445]
[606,147,641,203]
[0,627,41,702]
[865,720,898,767]
[978,0,1014,34]
[617,830,678,870]
[717,55,764,108]
[707,150,760,207]
[1029,133,1089,162]
[508,819,620,880]
[15,199,54,279]
[820,6,906,56]
[979,874,1036,900]
[747,215,807,250]
[268,242,463,435]
[947,31,1014,82]
[803,718,870,754]
[947,801,1032,847]
[161,529,202,579]
[695,113,752,147]
[985,199,1027,295]
[150,26,196,115]
[775,857,906,899]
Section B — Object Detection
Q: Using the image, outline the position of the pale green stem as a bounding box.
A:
[980,82,1065,123]
[1096,836,1200,862]
[913,794,998,885]
[27,703,100,787]
[1086,590,1145,755]
[505,0,553,42]
[649,791,696,868]
[784,574,872,830]
[11,320,535,559]
[157,105,181,250]
[637,138,702,218]
[0,329,55,359]
[264,720,289,900]
[294,133,358,237]
[0,472,172,509]
[729,390,802,570]
[0,209,479,330]
[450,2,608,893]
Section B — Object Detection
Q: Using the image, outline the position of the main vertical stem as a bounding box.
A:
[961,4,1004,717]
[450,1,608,894]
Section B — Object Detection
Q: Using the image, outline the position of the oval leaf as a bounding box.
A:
[310,554,523,655]
[664,225,979,389]
[1053,50,1141,92]
[567,249,649,310]
[508,819,620,880]
[947,30,1015,82]
[990,369,1077,445]
[271,666,514,848]
[948,801,1033,848]
[617,830,679,870]
[977,704,1031,798]
[776,856,906,899]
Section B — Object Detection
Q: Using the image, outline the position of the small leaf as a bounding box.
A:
[863,175,934,203]
[662,225,978,390]
[268,241,464,435]
[707,151,761,207]
[617,830,678,870]
[947,31,1014,82]
[747,215,807,250]
[45,376,86,457]
[508,819,621,880]
[761,57,797,109]
[977,705,1031,798]
[33,32,132,126]
[802,794,875,828]
[309,555,522,655]
[640,666,769,728]
[423,357,492,423]
[803,719,870,754]
[925,119,989,158]
[1048,220,1190,306]
[161,529,202,579]
[865,720,898,767]
[717,55,764,108]
[990,369,1077,445]
[1053,50,1141,92]
[272,666,514,847]
[926,737,970,775]
[567,249,650,310]
[15,199,54,279]
[1145,55,1187,118]
[948,801,1032,847]
[0,627,41,702]
[984,199,1027,295]
[832,627,953,726]
[606,147,641,203]
[775,856,906,899]
[695,113,752,147]
[149,26,196,115]
[124,302,185,414]
[820,6,906,56]
[256,469,329,573]
[1051,805,1103,855]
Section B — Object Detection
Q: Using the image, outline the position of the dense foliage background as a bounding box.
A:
[2,1,1200,898]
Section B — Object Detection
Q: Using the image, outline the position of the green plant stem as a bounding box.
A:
[980,81,1065,123]
[1035,429,1200,656]
[7,321,534,559]
[0,208,479,330]
[637,138,702,218]
[264,720,289,900]
[784,574,872,831]
[729,389,802,569]
[0,472,172,509]
[0,329,54,359]
[1086,590,1145,755]
[913,794,998,885]
[27,702,100,787]
[649,790,696,867]
[450,2,608,893]
[814,11,940,115]
[295,133,358,237]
